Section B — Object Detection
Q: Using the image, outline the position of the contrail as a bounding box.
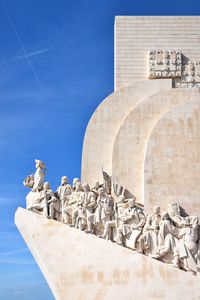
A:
[0,47,53,66]
[1,0,45,93]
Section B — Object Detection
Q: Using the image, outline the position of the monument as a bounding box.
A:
[15,16,200,300]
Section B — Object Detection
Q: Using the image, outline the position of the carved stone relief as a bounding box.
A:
[148,49,182,79]
[148,49,200,88]
[23,160,200,275]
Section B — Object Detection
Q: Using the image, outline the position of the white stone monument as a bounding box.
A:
[16,16,200,300]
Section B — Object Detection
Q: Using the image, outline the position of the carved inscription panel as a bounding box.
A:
[148,49,182,79]
[148,49,200,88]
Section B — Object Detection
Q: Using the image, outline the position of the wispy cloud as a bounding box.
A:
[3,270,39,279]
[0,248,28,256]
[0,47,53,66]
[0,258,35,265]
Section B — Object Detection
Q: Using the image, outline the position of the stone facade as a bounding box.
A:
[15,208,200,300]
[114,16,200,90]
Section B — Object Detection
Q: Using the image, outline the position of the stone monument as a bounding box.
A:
[15,16,200,300]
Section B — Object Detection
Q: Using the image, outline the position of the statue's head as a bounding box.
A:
[161,211,170,220]
[98,187,105,196]
[43,182,50,190]
[168,202,180,217]
[75,182,82,192]
[73,178,80,188]
[35,159,45,169]
[82,183,90,192]
[61,176,68,185]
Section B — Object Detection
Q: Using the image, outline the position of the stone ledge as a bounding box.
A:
[15,207,200,300]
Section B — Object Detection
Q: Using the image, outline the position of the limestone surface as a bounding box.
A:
[112,89,200,203]
[15,207,200,300]
[115,16,200,89]
[144,97,200,217]
[81,79,171,186]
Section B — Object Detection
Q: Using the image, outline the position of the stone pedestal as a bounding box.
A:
[15,208,200,300]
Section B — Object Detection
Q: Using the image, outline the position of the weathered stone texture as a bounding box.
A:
[144,96,200,217]
[15,208,200,300]
[112,89,200,204]
[81,79,171,186]
[115,16,200,90]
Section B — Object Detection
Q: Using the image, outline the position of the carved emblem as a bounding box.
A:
[148,49,182,79]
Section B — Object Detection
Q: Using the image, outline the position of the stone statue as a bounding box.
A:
[23,163,200,275]
[82,183,96,221]
[29,182,59,219]
[138,206,161,255]
[87,187,114,234]
[152,212,180,264]
[56,176,72,222]
[63,182,83,225]
[116,198,146,249]
[72,178,80,191]
[32,159,46,192]
[24,159,46,209]
[99,194,128,241]
[167,202,199,274]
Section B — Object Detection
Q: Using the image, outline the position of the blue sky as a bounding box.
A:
[0,0,200,299]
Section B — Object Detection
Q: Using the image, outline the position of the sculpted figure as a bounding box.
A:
[91,181,101,195]
[116,198,146,249]
[82,183,96,219]
[138,206,161,255]
[30,182,59,219]
[87,187,114,234]
[168,202,199,274]
[23,159,46,209]
[72,178,80,191]
[63,182,83,224]
[56,176,72,222]
[96,187,114,228]
[153,212,180,267]
[32,160,46,192]
[100,195,127,240]
[71,183,96,230]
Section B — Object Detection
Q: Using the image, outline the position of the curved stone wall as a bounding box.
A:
[82,79,171,185]
[112,89,200,204]
[144,95,200,216]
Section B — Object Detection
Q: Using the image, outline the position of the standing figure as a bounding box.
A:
[32,159,46,192]
[100,195,127,240]
[23,159,46,209]
[95,187,114,229]
[72,178,80,191]
[82,183,97,223]
[138,206,161,255]
[63,182,83,224]
[56,176,72,222]
[87,187,114,234]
